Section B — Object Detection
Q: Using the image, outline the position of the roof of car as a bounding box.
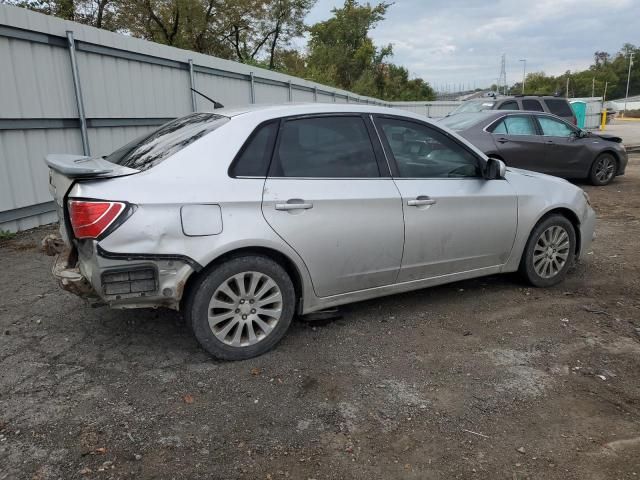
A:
[204,102,431,123]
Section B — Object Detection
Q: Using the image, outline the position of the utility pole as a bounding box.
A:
[519,59,526,94]
[603,81,608,101]
[592,77,595,98]
[566,76,570,98]
[624,51,634,117]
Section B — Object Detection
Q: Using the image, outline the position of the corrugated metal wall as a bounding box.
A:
[0,5,392,233]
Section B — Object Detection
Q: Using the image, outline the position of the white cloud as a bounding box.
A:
[305,0,639,89]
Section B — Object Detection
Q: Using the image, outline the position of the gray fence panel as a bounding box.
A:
[0,4,392,232]
[78,52,192,118]
[0,37,78,118]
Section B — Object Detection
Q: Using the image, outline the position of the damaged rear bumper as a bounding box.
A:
[46,237,198,310]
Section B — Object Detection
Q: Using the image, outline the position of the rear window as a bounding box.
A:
[104,113,229,171]
[450,100,496,114]
[439,113,488,131]
[544,99,573,117]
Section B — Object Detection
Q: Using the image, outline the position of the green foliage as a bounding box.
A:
[509,44,638,100]
[302,0,434,100]
[0,229,16,240]
[5,0,435,101]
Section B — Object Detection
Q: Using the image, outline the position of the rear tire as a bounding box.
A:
[520,215,576,287]
[185,255,295,360]
[589,153,617,186]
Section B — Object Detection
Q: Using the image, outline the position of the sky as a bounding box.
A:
[300,0,639,91]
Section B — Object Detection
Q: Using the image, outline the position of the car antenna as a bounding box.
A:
[190,88,224,109]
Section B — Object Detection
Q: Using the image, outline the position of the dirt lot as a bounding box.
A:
[1,156,640,480]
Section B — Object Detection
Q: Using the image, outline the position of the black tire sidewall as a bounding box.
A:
[590,153,616,186]
[521,215,576,288]
[186,255,295,360]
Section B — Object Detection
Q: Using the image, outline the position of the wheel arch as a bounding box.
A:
[180,246,305,313]
[533,207,582,257]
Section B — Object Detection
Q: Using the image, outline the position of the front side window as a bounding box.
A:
[538,116,574,137]
[491,116,536,135]
[105,113,229,171]
[270,116,379,178]
[376,117,481,178]
[498,101,520,111]
[522,99,544,112]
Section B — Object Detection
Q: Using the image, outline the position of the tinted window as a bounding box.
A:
[545,99,573,117]
[522,99,544,112]
[271,116,379,178]
[492,116,536,135]
[105,113,228,171]
[377,118,481,178]
[538,116,574,137]
[497,101,520,110]
[230,122,278,177]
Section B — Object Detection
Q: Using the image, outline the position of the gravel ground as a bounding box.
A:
[1,156,640,480]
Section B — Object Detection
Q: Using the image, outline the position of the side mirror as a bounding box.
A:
[485,157,506,179]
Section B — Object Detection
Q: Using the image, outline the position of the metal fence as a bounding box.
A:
[389,101,462,118]
[0,5,395,233]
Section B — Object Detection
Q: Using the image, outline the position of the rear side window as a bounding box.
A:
[492,116,536,135]
[105,113,229,171]
[270,116,379,178]
[230,122,278,177]
[522,99,544,111]
[497,101,519,110]
[544,99,573,117]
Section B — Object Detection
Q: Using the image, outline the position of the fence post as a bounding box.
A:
[188,59,197,112]
[333,92,336,103]
[288,80,293,102]
[313,86,318,102]
[250,72,256,104]
[66,31,90,156]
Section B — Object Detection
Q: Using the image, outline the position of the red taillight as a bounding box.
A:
[68,200,126,239]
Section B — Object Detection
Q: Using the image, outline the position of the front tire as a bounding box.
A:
[589,153,617,186]
[520,215,576,287]
[185,255,295,360]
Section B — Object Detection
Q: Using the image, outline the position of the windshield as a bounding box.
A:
[104,113,229,171]
[450,100,496,115]
[439,113,489,131]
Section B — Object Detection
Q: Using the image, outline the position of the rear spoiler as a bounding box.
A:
[45,154,137,178]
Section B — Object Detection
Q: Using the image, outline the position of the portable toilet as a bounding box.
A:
[570,101,587,128]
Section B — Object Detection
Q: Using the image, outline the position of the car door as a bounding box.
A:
[488,114,546,171]
[261,114,404,298]
[534,115,590,176]
[373,116,517,282]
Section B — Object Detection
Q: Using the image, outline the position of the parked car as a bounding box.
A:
[447,95,577,125]
[45,104,596,360]
[439,111,627,185]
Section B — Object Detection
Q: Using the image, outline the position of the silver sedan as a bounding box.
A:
[46,104,596,360]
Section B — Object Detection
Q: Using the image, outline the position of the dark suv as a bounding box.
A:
[448,95,576,125]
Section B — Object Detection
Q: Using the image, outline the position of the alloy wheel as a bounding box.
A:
[532,225,571,279]
[594,156,615,184]
[207,271,283,347]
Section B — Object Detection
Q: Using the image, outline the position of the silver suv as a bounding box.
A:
[46,104,596,360]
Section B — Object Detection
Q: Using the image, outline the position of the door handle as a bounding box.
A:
[275,200,313,211]
[407,196,437,207]
[497,137,509,144]
[545,140,554,144]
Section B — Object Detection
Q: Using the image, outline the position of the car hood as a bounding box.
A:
[505,167,571,185]
[590,133,622,143]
